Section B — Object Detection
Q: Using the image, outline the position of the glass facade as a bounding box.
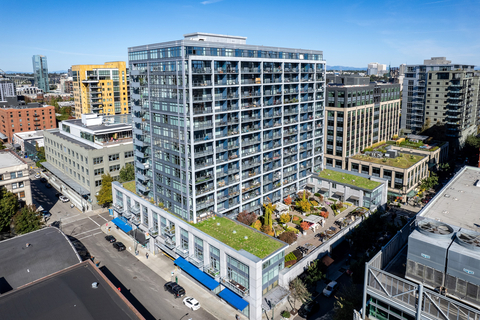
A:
[32,55,50,93]
[129,35,325,223]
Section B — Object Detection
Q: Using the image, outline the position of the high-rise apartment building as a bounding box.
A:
[325,75,401,170]
[32,55,50,93]
[128,32,325,222]
[401,57,478,148]
[71,62,129,118]
[367,62,387,76]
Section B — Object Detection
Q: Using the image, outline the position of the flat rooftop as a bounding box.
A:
[65,118,132,133]
[0,261,144,320]
[420,166,480,231]
[194,217,286,259]
[0,150,26,169]
[0,227,81,292]
[350,152,425,169]
[13,130,44,140]
[317,168,382,191]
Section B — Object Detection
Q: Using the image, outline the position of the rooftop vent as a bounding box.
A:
[417,219,454,237]
[455,230,480,251]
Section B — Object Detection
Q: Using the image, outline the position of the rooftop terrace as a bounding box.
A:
[194,217,285,259]
[350,152,425,169]
[318,169,382,190]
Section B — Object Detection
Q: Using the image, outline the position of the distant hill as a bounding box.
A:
[4,70,67,74]
[327,65,367,71]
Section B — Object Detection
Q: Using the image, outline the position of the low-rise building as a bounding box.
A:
[308,168,388,211]
[43,113,133,211]
[112,181,288,320]
[12,130,44,153]
[16,85,44,96]
[0,149,32,205]
[362,166,480,320]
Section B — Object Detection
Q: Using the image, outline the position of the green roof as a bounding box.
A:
[194,217,284,259]
[318,169,381,190]
[123,181,136,194]
[350,152,424,169]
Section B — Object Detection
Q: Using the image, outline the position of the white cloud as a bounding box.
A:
[201,0,222,4]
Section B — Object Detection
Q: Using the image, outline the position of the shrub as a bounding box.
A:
[279,213,292,223]
[286,226,300,234]
[237,210,257,226]
[284,195,292,205]
[336,201,344,209]
[311,200,318,206]
[285,260,297,267]
[314,193,321,197]
[251,220,262,231]
[279,231,297,245]
[320,210,329,219]
[261,225,274,236]
[292,249,303,260]
[300,221,310,231]
[285,252,297,262]
[281,310,291,318]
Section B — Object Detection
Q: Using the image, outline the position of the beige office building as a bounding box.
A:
[0,150,32,205]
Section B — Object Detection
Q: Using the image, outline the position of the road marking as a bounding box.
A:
[71,228,100,237]
[88,216,101,227]
[61,214,81,221]
[97,214,108,222]
[77,231,103,240]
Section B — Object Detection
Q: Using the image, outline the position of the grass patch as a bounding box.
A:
[195,217,284,259]
[319,169,382,190]
[351,152,424,169]
[123,181,136,194]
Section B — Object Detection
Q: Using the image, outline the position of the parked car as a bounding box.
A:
[59,195,69,202]
[34,173,41,179]
[164,281,186,298]
[323,281,338,297]
[298,300,320,317]
[183,297,201,311]
[105,235,116,243]
[113,242,126,251]
[41,210,52,218]
[40,178,47,183]
[45,183,52,188]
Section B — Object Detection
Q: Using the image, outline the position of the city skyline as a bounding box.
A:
[2,0,480,71]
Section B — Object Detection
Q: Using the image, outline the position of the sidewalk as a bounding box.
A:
[101,221,245,320]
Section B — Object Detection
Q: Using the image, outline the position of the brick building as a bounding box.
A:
[0,103,56,142]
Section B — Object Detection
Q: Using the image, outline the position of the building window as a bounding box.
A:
[110,164,120,172]
[227,255,249,290]
[194,236,204,262]
[95,180,102,187]
[109,153,119,161]
[93,157,103,164]
[125,151,134,158]
[17,191,25,198]
[94,168,104,176]
[210,245,220,271]
[10,172,16,179]
[12,183,18,189]
[180,228,189,250]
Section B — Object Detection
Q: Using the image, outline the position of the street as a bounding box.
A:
[31,172,216,320]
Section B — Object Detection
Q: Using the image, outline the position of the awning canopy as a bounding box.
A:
[407,189,417,198]
[275,202,289,213]
[321,255,334,267]
[334,191,344,195]
[218,288,249,311]
[111,217,132,233]
[174,257,220,291]
[388,191,402,197]
[348,195,360,200]
[303,215,324,224]
[41,162,90,196]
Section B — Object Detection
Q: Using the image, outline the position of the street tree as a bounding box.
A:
[333,280,362,320]
[0,188,19,232]
[237,210,257,226]
[97,173,114,206]
[13,204,42,234]
[289,278,311,311]
[119,163,135,182]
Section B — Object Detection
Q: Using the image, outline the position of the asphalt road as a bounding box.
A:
[32,173,215,320]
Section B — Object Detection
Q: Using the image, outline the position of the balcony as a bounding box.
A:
[113,204,124,214]
[242,160,261,170]
[175,247,189,258]
[192,67,212,74]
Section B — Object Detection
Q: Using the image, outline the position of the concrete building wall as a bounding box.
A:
[0,150,32,205]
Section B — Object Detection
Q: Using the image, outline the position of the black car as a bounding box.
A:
[45,183,52,188]
[105,235,116,243]
[40,178,47,183]
[298,300,320,318]
[55,192,62,198]
[164,281,186,298]
[113,242,126,251]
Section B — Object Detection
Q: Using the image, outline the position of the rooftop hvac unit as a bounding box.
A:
[386,150,398,158]
[406,218,457,289]
[446,229,480,306]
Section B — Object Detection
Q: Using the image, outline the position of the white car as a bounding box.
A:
[59,195,70,203]
[323,281,338,297]
[183,297,201,311]
[34,173,41,179]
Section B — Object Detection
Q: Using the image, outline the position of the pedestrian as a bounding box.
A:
[236,314,240,320]
[146,252,149,259]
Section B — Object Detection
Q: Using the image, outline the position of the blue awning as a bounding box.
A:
[174,257,220,291]
[111,217,132,233]
[218,288,249,311]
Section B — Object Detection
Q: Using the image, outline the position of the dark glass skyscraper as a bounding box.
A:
[32,55,50,92]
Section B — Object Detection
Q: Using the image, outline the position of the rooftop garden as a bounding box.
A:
[351,152,424,169]
[195,216,284,259]
[123,181,136,194]
[319,169,382,190]
[385,138,444,151]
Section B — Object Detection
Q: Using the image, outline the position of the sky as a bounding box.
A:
[2,0,480,72]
